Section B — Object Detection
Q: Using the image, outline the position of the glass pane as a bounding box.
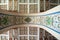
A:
[29,27,37,35]
[29,36,37,40]
[13,29,18,40]
[40,0,44,12]
[14,0,18,11]
[0,36,1,40]
[1,36,8,40]
[29,4,38,13]
[40,28,44,38]
[0,5,7,10]
[19,0,28,3]
[58,24,60,28]
[45,0,50,10]
[0,0,1,3]
[50,0,58,3]
[59,0,60,4]
[0,0,6,3]
[20,36,28,40]
[4,0,6,3]
[2,31,8,35]
[0,0,3,3]
[49,5,57,9]
[9,29,18,40]
[19,5,27,14]
[13,28,18,37]
[9,29,13,39]
[9,0,13,10]
[58,17,60,21]
[29,0,38,3]
[19,27,28,35]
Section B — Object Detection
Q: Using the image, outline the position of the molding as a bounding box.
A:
[0,11,60,34]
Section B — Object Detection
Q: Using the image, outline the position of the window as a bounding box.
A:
[0,36,8,40]
[9,29,18,40]
[50,0,58,3]
[58,24,60,28]
[18,27,39,40]
[19,5,28,14]
[0,0,6,3]
[49,0,60,9]
[59,0,60,3]
[20,36,28,40]
[0,31,9,40]
[0,5,7,10]
[29,36,37,40]
[0,0,9,10]
[29,27,37,35]
[19,27,28,35]
[40,0,50,12]
[9,0,13,10]
[45,0,50,10]
[40,0,60,12]
[18,0,39,14]
[49,5,57,9]
[29,0,38,3]
[29,5,38,13]
[0,0,59,13]
[40,0,45,12]
[19,0,28,3]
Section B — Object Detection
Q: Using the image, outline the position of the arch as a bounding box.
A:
[0,24,60,40]
[0,5,60,40]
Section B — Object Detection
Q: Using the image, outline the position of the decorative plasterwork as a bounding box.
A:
[24,17,31,23]
[0,11,60,33]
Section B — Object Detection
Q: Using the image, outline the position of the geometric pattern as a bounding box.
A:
[0,11,60,33]
[24,17,31,23]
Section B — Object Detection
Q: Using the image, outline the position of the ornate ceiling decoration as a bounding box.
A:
[0,11,60,34]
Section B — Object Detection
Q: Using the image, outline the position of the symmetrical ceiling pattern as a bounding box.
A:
[0,11,60,34]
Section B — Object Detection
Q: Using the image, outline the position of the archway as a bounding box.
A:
[0,25,58,40]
